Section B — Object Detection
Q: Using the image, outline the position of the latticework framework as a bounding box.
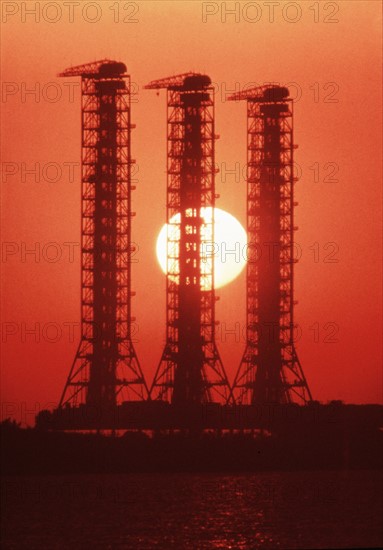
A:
[229,86,312,405]
[59,61,148,409]
[145,74,231,405]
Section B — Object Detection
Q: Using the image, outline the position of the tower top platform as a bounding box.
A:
[228,85,289,102]
[58,59,127,78]
[145,72,211,91]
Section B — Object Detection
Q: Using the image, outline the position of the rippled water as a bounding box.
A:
[2,470,382,549]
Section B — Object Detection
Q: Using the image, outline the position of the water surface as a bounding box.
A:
[2,470,382,549]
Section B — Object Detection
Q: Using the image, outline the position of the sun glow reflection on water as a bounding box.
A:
[2,471,382,549]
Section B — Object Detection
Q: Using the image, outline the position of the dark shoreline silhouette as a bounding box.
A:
[2,403,382,475]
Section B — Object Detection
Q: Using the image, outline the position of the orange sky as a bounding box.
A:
[1,0,382,424]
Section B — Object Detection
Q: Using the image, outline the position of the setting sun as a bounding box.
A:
[156,207,247,290]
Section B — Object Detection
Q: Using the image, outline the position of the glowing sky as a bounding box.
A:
[1,1,382,424]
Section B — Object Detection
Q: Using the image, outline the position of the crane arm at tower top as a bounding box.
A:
[228,85,290,102]
[145,72,211,90]
[58,59,127,78]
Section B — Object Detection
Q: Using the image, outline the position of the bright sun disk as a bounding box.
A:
[156,207,247,290]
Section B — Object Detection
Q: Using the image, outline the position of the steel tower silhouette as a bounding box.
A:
[58,60,148,410]
[228,85,312,405]
[145,73,231,405]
